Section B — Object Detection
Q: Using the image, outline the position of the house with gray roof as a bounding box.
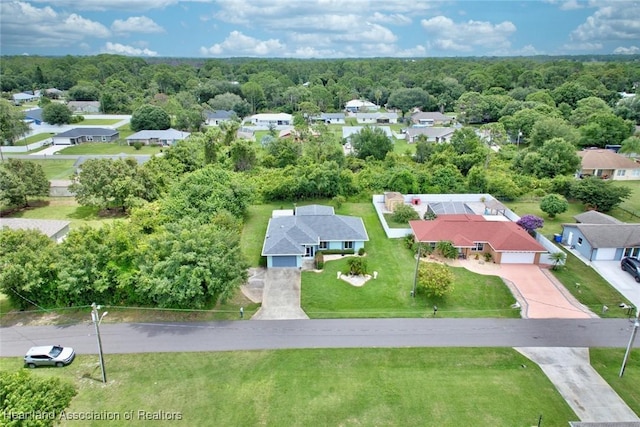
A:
[23,107,43,125]
[126,128,189,146]
[561,212,640,261]
[310,113,346,125]
[53,128,119,145]
[261,204,369,268]
[405,127,455,143]
[410,111,454,127]
[1,218,70,242]
[67,101,100,113]
[355,112,399,124]
[204,110,236,126]
[342,126,393,141]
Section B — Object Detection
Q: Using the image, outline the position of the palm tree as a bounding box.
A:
[550,251,567,270]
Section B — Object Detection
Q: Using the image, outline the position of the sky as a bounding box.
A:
[1,0,639,58]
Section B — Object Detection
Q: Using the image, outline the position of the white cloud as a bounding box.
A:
[200,31,285,56]
[614,45,640,54]
[421,16,516,52]
[369,12,412,26]
[562,42,603,51]
[111,16,165,34]
[103,42,158,56]
[570,2,640,42]
[31,0,186,11]
[0,1,110,48]
[543,0,586,11]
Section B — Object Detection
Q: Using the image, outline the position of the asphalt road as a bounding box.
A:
[2,318,639,357]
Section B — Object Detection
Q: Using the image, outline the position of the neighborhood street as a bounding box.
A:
[1,318,638,357]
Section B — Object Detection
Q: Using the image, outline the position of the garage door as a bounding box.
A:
[271,256,298,268]
[595,248,616,261]
[501,252,535,264]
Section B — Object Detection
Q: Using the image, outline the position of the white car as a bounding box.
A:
[24,345,76,368]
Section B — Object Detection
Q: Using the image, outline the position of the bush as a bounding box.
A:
[314,251,324,270]
[392,204,419,223]
[404,233,416,250]
[484,252,493,262]
[133,141,143,151]
[357,247,365,256]
[346,257,368,275]
[317,249,355,256]
[436,240,457,259]
[332,195,345,209]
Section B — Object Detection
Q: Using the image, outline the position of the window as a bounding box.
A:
[633,169,640,177]
[344,241,353,250]
[472,242,484,251]
[616,169,626,177]
[101,136,107,142]
[319,241,328,250]
[305,246,313,257]
[86,136,94,141]
[577,237,583,245]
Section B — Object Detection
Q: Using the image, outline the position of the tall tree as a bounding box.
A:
[387,88,436,119]
[0,99,30,145]
[130,104,171,131]
[1,159,49,207]
[351,126,393,161]
[571,177,631,212]
[42,103,72,125]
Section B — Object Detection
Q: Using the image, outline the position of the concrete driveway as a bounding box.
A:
[458,260,594,319]
[591,260,640,309]
[251,268,309,320]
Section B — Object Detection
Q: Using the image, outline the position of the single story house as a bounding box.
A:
[126,128,190,146]
[405,127,455,143]
[67,101,100,113]
[247,113,292,127]
[204,110,236,126]
[410,111,453,127]
[561,211,640,261]
[310,113,346,125]
[342,126,393,142]
[23,107,43,125]
[410,214,547,264]
[577,149,640,180]
[2,218,70,242]
[355,112,399,124]
[262,204,369,268]
[53,128,119,145]
[12,92,40,105]
[345,99,378,113]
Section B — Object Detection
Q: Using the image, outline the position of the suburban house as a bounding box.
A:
[262,204,369,268]
[2,218,70,242]
[67,101,100,113]
[310,113,346,124]
[410,214,547,264]
[45,88,64,99]
[247,113,292,127]
[52,128,119,145]
[405,127,455,143]
[561,211,640,261]
[410,111,454,127]
[342,126,394,142]
[126,128,190,146]
[204,110,236,126]
[577,149,640,180]
[12,91,40,105]
[345,99,378,113]
[355,112,399,124]
[23,107,43,125]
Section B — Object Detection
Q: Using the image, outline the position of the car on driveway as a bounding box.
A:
[621,257,640,283]
[24,345,75,368]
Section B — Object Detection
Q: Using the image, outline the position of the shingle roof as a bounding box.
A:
[410,215,546,252]
[411,111,453,121]
[23,107,43,122]
[55,128,118,138]
[262,207,369,256]
[126,129,189,140]
[578,149,640,170]
[563,223,640,248]
[573,210,622,225]
[296,204,334,216]
[1,218,70,239]
[205,110,235,119]
[405,127,455,138]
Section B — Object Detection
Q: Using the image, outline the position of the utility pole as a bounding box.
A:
[620,310,640,377]
[91,303,108,383]
[412,243,422,298]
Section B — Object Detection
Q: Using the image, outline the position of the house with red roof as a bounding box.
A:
[409,214,547,264]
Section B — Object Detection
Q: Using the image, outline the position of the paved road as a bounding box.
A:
[1,318,638,357]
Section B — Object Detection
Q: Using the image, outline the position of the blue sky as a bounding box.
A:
[1,0,639,58]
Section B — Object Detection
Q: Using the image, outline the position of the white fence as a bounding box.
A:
[1,139,51,153]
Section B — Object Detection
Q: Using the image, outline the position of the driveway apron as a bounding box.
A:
[251,268,309,320]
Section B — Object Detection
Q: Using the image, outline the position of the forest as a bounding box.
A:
[1,54,640,310]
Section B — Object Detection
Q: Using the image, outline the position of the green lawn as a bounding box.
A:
[78,119,121,125]
[5,198,117,229]
[591,347,640,416]
[303,203,520,318]
[241,202,289,267]
[55,143,162,155]
[14,132,54,146]
[27,159,76,180]
[503,199,585,237]
[611,180,640,220]
[0,348,577,426]
[393,137,415,156]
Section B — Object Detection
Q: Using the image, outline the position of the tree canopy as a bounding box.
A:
[130,104,171,131]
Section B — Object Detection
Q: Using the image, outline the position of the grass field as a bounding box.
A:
[78,119,121,125]
[28,159,76,179]
[503,199,585,237]
[611,180,640,220]
[0,348,577,426]
[5,198,117,229]
[55,143,162,155]
[302,203,520,318]
[14,132,54,146]
[590,347,640,416]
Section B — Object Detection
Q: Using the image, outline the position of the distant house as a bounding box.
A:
[310,113,346,125]
[67,101,100,113]
[12,92,40,105]
[345,99,378,113]
[45,88,64,99]
[577,149,640,180]
[355,112,399,124]
[410,214,546,264]
[342,126,393,142]
[1,218,70,242]
[247,113,292,127]
[23,107,43,125]
[405,127,455,143]
[204,110,236,126]
[126,128,189,146]
[410,111,454,127]
[262,204,369,268]
[52,128,119,145]
[561,211,640,261]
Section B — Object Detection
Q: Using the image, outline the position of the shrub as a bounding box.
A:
[404,233,416,250]
[317,249,355,256]
[357,247,365,256]
[332,195,345,209]
[423,211,437,220]
[392,204,419,223]
[436,240,457,259]
[346,257,368,275]
[484,252,493,262]
[133,141,144,151]
[417,262,454,298]
[314,251,324,270]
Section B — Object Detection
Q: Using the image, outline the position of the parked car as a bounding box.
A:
[24,345,76,368]
[621,257,640,283]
